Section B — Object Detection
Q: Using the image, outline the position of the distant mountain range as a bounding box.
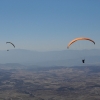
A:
[0,49,100,67]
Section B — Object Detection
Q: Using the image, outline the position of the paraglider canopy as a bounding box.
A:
[67,37,95,49]
[6,42,15,48]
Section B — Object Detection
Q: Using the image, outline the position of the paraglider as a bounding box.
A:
[6,42,15,51]
[67,37,95,63]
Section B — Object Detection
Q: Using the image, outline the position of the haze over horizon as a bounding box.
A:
[0,49,99,66]
[0,0,100,51]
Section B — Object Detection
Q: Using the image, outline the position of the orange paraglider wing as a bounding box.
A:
[67,37,95,49]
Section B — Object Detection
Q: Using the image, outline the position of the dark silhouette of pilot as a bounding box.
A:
[82,59,85,63]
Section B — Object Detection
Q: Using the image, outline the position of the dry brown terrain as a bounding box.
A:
[0,66,100,100]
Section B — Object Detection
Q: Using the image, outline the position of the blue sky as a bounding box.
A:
[0,0,100,51]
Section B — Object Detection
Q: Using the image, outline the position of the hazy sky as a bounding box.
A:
[0,0,100,51]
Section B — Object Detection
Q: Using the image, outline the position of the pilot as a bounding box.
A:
[82,59,85,63]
